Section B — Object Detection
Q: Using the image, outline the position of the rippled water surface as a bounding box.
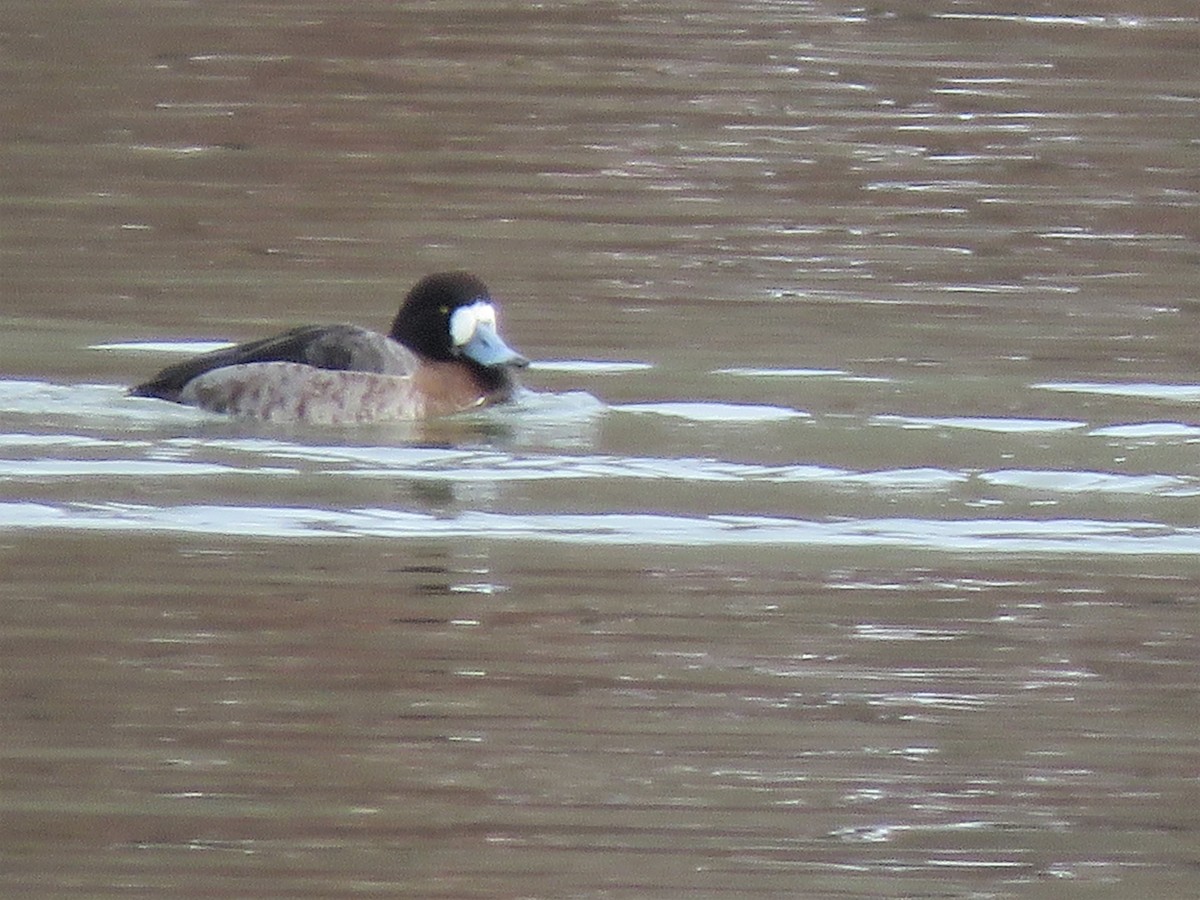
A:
[3,2,1199,897]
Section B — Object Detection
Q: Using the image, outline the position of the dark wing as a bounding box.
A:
[130,324,416,401]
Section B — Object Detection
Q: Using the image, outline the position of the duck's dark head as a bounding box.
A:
[390,272,529,390]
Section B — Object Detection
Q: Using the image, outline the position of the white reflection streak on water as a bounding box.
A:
[2,502,1196,554]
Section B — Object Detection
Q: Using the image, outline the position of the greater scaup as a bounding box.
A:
[130,272,529,424]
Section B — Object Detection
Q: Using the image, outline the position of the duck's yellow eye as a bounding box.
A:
[439,305,450,316]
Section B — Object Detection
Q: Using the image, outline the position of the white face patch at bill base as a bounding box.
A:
[449,300,498,347]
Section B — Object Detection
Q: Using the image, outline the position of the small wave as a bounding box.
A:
[1034,382,1200,402]
[1091,422,1200,439]
[90,340,237,355]
[615,401,810,423]
[530,359,653,374]
[0,459,272,479]
[981,469,1200,496]
[871,414,1086,433]
[1,501,1194,554]
[505,389,606,418]
[713,367,891,383]
[0,432,964,489]
[713,366,847,377]
[0,379,208,425]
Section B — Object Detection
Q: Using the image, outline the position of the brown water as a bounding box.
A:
[3,2,1199,897]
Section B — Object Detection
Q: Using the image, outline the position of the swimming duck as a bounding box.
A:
[130,272,529,424]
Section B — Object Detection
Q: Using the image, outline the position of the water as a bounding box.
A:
[3,2,1199,897]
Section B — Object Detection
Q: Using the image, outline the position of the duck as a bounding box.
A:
[129,272,529,424]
